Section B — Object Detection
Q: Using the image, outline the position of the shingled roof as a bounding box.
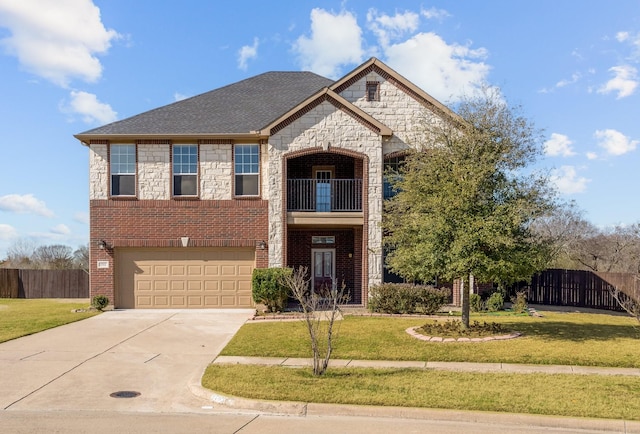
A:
[77,71,334,137]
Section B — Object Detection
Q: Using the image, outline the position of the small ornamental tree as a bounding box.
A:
[384,88,556,328]
[282,266,348,376]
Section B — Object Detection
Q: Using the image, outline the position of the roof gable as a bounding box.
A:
[259,87,392,137]
[331,58,461,123]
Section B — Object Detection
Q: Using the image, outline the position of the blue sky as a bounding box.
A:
[0,0,639,258]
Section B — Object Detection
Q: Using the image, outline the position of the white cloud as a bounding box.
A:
[0,193,54,217]
[173,92,188,102]
[293,8,364,78]
[550,166,589,194]
[544,133,575,157]
[586,152,598,160]
[237,37,259,71]
[556,72,581,88]
[63,90,117,124]
[421,7,450,20]
[0,0,120,87]
[51,224,71,235]
[73,212,89,224]
[0,224,18,240]
[384,32,490,102]
[367,9,419,48]
[595,129,638,156]
[598,65,638,99]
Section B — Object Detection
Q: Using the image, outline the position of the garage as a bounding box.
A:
[115,248,255,309]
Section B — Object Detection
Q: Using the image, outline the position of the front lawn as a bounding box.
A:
[0,299,99,343]
[204,310,640,420]
[221,311,640,367]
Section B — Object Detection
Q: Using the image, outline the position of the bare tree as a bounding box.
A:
[282,266,348,376]
[32,245,74,269]
[73,244,89,272]
[5,238,38,268]
[611,286,640,324]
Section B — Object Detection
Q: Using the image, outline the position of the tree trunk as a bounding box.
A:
[461,275,470,329]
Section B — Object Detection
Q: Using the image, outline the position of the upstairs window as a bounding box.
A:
[234,144,260,196]
[173,145,198,196]
[383,155,405,199]
[110,144,136,196]
[366,81,380,101]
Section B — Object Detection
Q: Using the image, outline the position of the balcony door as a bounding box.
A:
[312,248,335,293]
[313,166,334,212]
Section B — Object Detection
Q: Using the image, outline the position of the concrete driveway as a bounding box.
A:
[0,309,253,413]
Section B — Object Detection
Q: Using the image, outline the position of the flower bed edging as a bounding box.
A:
[406,326,522,343]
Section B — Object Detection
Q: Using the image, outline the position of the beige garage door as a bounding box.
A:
[116,248,255,309]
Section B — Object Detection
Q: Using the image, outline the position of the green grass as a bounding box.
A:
[207,310,640,419]
[202,365,640,421]
[0,298,100,343]
[221,311,640,367]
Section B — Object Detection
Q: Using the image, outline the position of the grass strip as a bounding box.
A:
[221,312,640,368]
[0,298,99,343]
[203,364,640,420]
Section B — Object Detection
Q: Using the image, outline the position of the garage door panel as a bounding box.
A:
[116,248,255,309]
[205,265,220,276]
[155,265,170,275]
[187,281,202,291]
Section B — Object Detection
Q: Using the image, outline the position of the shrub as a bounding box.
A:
[486,291,504,312]
[91,295,109,311]
[419,319,508,337]
[511,291,528,314]
[368,283,450,315]
[470,293,484,312]
[252,268,293,312]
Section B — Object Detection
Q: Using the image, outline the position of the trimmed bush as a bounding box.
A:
[486,291,504,312]
[252,268,293,312]
[368,283,450,315]
[91,295,109,311]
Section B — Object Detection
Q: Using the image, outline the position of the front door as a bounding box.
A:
[312,248,335,293]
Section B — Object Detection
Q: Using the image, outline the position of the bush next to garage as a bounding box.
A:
[368,283,451,315]
[251,268,293,312]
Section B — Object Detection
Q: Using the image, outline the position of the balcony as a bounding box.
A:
[287,179,363,226]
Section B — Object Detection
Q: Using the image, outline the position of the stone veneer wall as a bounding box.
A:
[200,144,233,200]
[89,144,108,199]
[138,144,170,199]
[338,71,442,156]
[268,100,383,292]
[89,143,237,200]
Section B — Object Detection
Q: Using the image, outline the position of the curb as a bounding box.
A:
[188,380,640,433]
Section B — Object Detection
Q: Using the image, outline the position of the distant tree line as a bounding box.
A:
[533,203,640,274]
[1,239,88,271]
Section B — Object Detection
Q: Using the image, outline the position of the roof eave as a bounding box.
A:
[74,132,268,146]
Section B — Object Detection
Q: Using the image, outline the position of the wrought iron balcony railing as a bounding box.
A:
[287,179,362,212]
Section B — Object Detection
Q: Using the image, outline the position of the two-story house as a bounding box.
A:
[75,57,455,309]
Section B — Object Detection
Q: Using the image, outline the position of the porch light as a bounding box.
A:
[257,240,267,250]
[97,240,109,250]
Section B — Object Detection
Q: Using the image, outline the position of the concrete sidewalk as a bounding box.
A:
[212,355,640,376]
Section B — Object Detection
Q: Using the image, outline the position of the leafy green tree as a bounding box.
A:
[383,88,556,328]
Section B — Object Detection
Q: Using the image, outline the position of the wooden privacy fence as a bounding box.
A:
[524,269,640,312]
[0,269,89,299]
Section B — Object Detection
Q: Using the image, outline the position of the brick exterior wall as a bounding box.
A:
[90,198,268,303]
[287,229,361,305]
